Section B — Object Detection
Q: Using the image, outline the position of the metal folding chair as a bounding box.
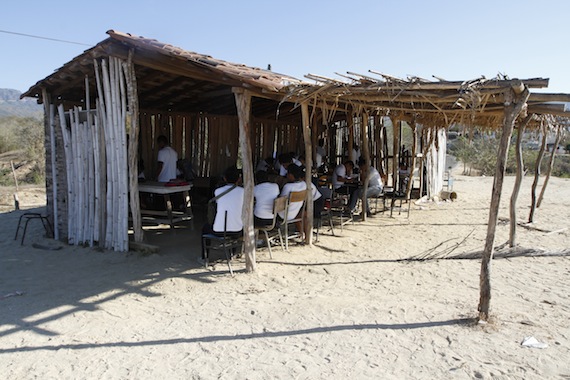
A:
[202,211,243,275]
[282,190,307,250]
[255,196,287,258]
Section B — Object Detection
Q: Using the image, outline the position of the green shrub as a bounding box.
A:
[450,130,570,177]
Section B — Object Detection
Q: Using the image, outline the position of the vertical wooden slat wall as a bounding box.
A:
[136,111,302,179]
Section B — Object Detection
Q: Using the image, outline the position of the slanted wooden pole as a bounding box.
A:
[478,85,529,321]
[537,122,561,208]
[301,103,314,244]
[529,119,548,223]
[360,111,371,220]
[234,88,256,272]
[509,114,532,248]
[10,160,19,210]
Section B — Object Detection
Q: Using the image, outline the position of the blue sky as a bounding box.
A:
[2,0,569,94]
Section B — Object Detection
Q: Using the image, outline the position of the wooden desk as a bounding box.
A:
[138,182,193,228]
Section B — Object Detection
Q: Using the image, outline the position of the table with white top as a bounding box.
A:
[138,182,193,228]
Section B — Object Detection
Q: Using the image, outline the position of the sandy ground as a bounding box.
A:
[0,173,569,379]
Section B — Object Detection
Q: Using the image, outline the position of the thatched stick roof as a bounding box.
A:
[281,72,570,129]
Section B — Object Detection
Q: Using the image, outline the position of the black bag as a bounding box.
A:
[207,184,237,225]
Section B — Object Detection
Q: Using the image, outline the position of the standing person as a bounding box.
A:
[315,138,326,169]
[201,166,244,260]
[332,160,359,212]
[351,144,361,166]
[253,170,280,227]
[156,135,178,182]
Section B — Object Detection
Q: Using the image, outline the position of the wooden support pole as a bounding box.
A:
[509,114,532,248]
[405,120,418,200]
[301,102,314,245]
[42,89,58,240]
[392,117,401,189]
[312,106,321,170]
[529,120,548,223]
[124,50,144,243]
[347,110,354,162]
[382,120,389,179]
[10,160,19,210]
[360,111,370,221]
[234,88,256,272]
[537,122,561,208]
[478,86,530,321]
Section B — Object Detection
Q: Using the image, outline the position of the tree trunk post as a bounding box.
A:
[478,85,530,321]
[347,110,354,162]
[529,119,548,223]
[509,115,532,248]
[392,117,401,189]
[537,122,561,208]
[301,102,314,245]
[124,50,144,243]
[405,120,418,200]
[234,88,256,272]
[360,111,370,220]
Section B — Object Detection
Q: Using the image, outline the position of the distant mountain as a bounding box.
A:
[0,89,42,118]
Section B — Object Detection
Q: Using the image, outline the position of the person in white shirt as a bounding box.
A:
[351,145,361,165]
[315,138,326,169]
[253,170,280,227]
[256,156,275,174]
[201,166,244,260]
[278,164,309,241]
[156,135,178,182]
[279,164,307,221]
[357,157,386,216]
[277,153,293,177]
[332,160,359,212]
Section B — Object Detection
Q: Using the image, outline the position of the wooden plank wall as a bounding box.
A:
[139,111,302,179]
[252,120,303,164]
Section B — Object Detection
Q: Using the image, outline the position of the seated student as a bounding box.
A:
[278,164,307,219]
[278,164,308,238]
[253,170,280,228]
[289,152,302,167]
[398,163,410,193]
[277,153,293,177]
[332,160,359,212]
[357,157,385,216]
[201,166,244,260]
[256,156,275,174]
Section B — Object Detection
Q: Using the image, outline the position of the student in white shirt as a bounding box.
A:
[156,135,178,182]
[357,157,386,216]
[253,170,280,227]
[201,166,244,260]
[332,160,359,212]
[279,164,307,221]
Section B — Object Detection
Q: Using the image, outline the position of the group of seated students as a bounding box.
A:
[201,151,393,257]
[201,162,327,259]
